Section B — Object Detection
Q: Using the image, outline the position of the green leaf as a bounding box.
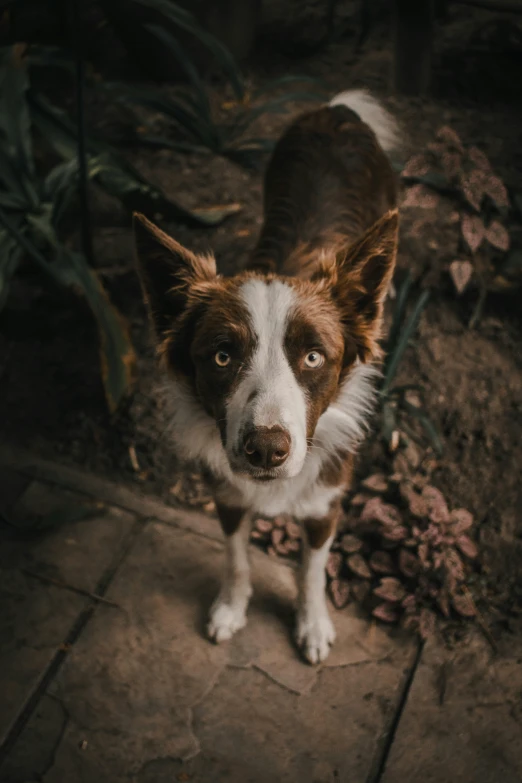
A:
[0,225,23,311]
[129,0,245,100]
[29,94,236,227]
[0,46,40,209]
[44,159,80,227]
[382,288,430,396]
[63,249,136,412]
[384,271,413,360]
[26,45,75,73]
[0,205,136,411]
[146,24,211,119]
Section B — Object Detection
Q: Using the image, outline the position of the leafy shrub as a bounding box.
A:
[0,45,136,411]
[401,125,522,302]
[329,476,479,639]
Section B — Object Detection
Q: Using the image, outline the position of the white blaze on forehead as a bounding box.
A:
[225,278,308,477]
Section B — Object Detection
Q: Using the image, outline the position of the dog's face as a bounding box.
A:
[134,210,398,482]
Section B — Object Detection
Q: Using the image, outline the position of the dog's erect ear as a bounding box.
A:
[330,209,399,363]
[133,213,217,339]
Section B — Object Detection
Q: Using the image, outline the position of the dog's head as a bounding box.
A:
[134,210,398,482]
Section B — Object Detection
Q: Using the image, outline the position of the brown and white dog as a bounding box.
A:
[134,89,399,664]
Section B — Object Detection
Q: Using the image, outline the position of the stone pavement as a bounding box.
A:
[0,448,521,783]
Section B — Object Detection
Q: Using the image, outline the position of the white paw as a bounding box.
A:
[207,596,248,643]
[296,606,336,664]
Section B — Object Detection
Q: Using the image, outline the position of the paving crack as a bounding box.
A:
[0,515,148,769]
[364,639,424,783]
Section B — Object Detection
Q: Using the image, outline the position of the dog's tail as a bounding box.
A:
[329,89,400,155]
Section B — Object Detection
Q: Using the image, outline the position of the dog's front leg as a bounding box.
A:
[207,504,253,643]
[296,507,340,664]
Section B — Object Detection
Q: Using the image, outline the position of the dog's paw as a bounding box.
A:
[296,607,336,664]
[207,597,247,643]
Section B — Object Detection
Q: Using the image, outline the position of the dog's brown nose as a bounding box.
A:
[243,427,291,469]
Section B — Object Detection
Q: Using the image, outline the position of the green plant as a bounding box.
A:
[0,45,135,411]
[104,64,324,168]
[28,90,241,226]
[379,273,442,456]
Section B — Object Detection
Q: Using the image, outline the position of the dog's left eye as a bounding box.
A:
[304,351,324,369]
[214,350,231,367]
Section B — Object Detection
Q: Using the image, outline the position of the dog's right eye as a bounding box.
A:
[214,350,231,368]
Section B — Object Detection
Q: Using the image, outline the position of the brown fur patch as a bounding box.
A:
[302,501,342,549]
[248,105,397,279]
[318,451,354,488]
[216,503,245,536]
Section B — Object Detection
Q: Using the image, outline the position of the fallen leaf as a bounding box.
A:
[436,125,464,153]
[452,592,476,617]
[400,483,428,518]
[340,534,363,553]
[485,220,510,252]
[250,530,264,541]
[450,508,474,535]
[399,549,419,577]
[350,492,372,506]
[456,535,478,559]
[449,210,461,224]
[468,145,491,171]
[191,202,242,224]
[372,603,399,623]
[373,577,406,602]
[128,444,140,472]
[369,550,396,574]
[418,543,430,567]
[422,485,450,525]
[361,473,388,493]
[329,578,351,609]
[402,184,440,209]
[402,593,417,612]
[444,549,465,581]
[347,553,372,579]
[382,526,408,542]
[449,260,473,295]
[351,580,371,603]
[389,430,400,452]
[361,497,403,527]
[326,551,343,579]
[255,518,273,534]
[401,154,431,178]
[286,521,301,539]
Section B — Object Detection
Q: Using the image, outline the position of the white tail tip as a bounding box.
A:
[329,89,400,155]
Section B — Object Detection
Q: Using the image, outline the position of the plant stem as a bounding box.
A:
[69,0,95,267]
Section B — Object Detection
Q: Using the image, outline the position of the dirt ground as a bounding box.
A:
[1,1,521,636]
